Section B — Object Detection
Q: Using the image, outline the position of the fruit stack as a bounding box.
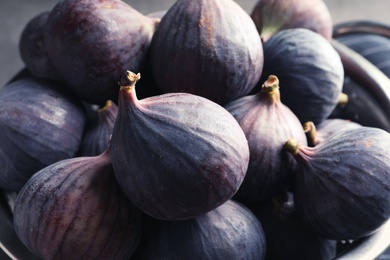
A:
[1,0,390,259]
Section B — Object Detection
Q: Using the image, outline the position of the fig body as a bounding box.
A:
[251,0,333,41]
[284,127,390,240]
[13,150,142,260]
[149,0,263,105]
[0,77,86,192]
[79,100,118,156]
[109,71,249,220]
[225,75,307,201]
[43,0,159,104]
[259,28,344,125]
[133,200,266,260]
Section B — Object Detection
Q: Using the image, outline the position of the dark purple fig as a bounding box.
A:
[43,0,160,105]
[79,100,118,156]
[19,11,59,81]
[329,40,390,131]
[133,200,266,260]
[109,71,249,220]
[304,119,361,147]
[251,0,333,41]
[251,192,337,260]
[13,149,142,259]
[149,0,264,105]
[0,77,86,192]
[258,28,344,125]
[284,126,390,240]
[225,75,307,202]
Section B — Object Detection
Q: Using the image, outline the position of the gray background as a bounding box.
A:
[0,0,389,259]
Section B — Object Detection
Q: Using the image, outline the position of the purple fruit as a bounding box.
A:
[0,77,86,192]
[109,71,249,220]
[13,149,142,259]
[43,0,159,105]
[149,0,264,105]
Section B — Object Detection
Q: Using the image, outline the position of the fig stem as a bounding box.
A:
[303,121,318,147]
[261,75,281,102]
[118,70,141,92]
[283,139,300,155]
[98,100,114,112]
[338,92,349,107]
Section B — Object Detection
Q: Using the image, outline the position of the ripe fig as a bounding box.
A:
[13,149,142,259]
[0,77,86,192]
[43,0,159,105]
[329,40,390,131]
[19,11,59,81]
[251,192,337,260]
[109,71,249,220]
[284,126,390,240]
[259,28,344,125]
[251,0,333,41]
[304,119,361,147]
[149,0,264,105]
[133,200,266,259]
[79,100,118,156]
[225,75,307,202]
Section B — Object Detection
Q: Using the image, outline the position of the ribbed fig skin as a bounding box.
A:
[43,0,159,105]
[288,127,390,240]
[79,100,118,156]
[13,150,142,259]
[0,77,86,192]
[259,28,344,125]
[250,0,333,41]
[133,200,266,259]
[225,75,307,201]
[149,0,263,105]
[109,74,250,220]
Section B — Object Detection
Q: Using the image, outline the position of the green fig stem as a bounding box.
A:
[261,75,281,102]
[118,70,141,93]
[283,138,300,156]
[338,92,349,107]
[303,121,318,147]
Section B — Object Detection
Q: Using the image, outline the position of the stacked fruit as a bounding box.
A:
[1,0,390,259]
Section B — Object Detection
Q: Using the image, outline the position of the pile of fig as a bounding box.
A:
[1,0,390,259]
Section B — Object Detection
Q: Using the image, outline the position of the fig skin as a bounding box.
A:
[109,71,250,221]
[284,126,390,240]
[225,75,307,202]
[149,0,264,105]
[13,149,142,260]
[259,28,344,125]
[0,77,86,192]
[250,192,337,260]
[250,0,333,42]
[79,100,118,156]
[133,200,266,260]
[43,0,159,105]
[19,11,59,81]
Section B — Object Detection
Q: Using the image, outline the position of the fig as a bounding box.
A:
[225,75,307,202]
[79,100,118,156]
[0,77,86,192]
[19,11,59,81]
[43,0,160,105]
[109,71,249,220]
[258,28,344,125]
[304,119,361,147]
[13,149,142,259]
[149,0,264,105]
[250,0,333,41]
[284,126,390,240]
[133,200,266,259]
[329,40,390,131]
[251,192,337,260]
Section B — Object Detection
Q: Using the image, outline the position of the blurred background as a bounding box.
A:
[0,0,389,88]
[0,0,389,259]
